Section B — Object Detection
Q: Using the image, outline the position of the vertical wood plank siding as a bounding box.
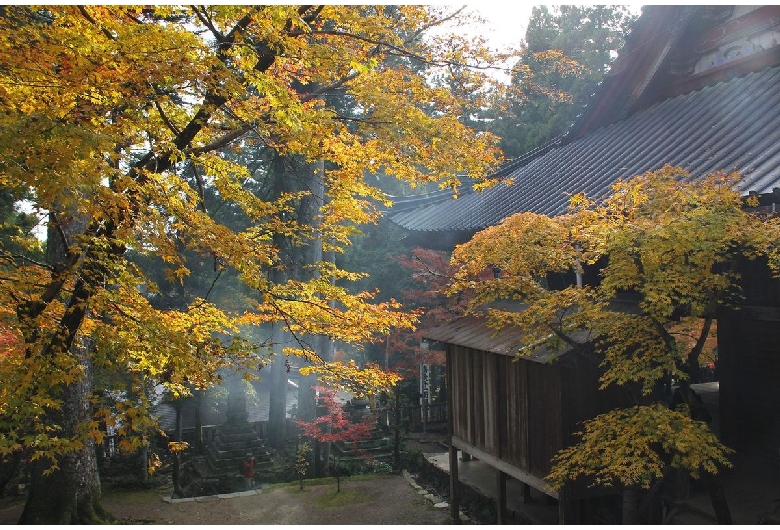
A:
[718,306,780,454]
[450,345,565,476]
[450,345,470,445]
[498,354,529,469]
[528,361,563,476]
[448,341,638,485]
[482,352,499,452]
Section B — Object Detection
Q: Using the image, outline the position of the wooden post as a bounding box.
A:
[558,488,579,524]
[449,445,461,524]
[446,346,461,524]
[623,487,639,525]
[496,469,508,524]
[521,482,532,504]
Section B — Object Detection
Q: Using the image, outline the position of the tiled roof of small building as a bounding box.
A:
[423,315,572,362]
[389,65,780,235]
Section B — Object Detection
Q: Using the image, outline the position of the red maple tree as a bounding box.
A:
[296,386,376,492]
[389,247,495,375]
[0,326,21,355]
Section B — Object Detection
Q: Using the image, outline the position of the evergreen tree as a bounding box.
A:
[490,6,638,158]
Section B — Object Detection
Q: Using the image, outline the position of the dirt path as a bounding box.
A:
[0,473,455,525]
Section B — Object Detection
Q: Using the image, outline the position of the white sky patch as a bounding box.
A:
[462,3,533,51]
[15,199,48,241]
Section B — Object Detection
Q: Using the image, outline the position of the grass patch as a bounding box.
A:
[314,488,369,509]
[344,473,394,483]
[267,476,337,493]
[101,485,162,504]
[281,486,305,494]
[269,472,392,492]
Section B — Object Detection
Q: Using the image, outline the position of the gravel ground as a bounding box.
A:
[0,432,456,525]
[0,472,456,525]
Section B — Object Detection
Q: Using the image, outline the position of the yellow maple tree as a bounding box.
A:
[0,5,520,522]
[449,166,780,523]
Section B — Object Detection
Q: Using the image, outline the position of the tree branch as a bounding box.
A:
[0,252,53,271]
[190,5,224,42]
[182,125,252,157]
[77,5,117,41]
[153,99,181,136]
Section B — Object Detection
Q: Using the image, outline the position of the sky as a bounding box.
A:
[464,3,646,50]
[464,4,534,50]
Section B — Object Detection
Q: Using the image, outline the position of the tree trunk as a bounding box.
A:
[335,454,342,493]
[677,381,732,523]
[266,154,297,451]
[622,487,639,525]
[292,157,326,477]
[18,343,113,524]
[194,389,204,455]
[141,445,149,485]
[171,401,184,498]
[313,438,323,478]
[703,472,733,524]
[393,389,402,473]
[268,324,290,451]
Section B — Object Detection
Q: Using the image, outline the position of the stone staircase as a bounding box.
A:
[332,433,394,466]
[203,422,274,479]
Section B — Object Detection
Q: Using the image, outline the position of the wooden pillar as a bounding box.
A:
[520,482,532,504]
[449,445,461,524]
[446,346,461,524]
[623,487,639,525]
[558,489,580,524]
[496,469,508,524]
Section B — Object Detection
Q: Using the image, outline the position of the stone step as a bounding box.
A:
[201,421,275,478]
[205,451,275,474]
[216,432,263,444]
[213,438,265,452]
[339,437,392,450]
[206,444,271,462]
[331,451,395,465]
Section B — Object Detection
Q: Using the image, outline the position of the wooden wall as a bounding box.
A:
[718,256,780,457]
[718,305,780,456]
[449,345,568,479]
[449,343,634,484]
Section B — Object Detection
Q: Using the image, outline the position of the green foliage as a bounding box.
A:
[489,6,638,158]
[0,189,43,259]
[337,220,418,304]
[345,458,393,476]
[295,441,311,490]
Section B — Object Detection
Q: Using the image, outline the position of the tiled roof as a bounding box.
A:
[423,316,595,362]
[389,65,780,235]
[422,314,567,362]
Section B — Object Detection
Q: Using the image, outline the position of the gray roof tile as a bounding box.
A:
[390,65,780,234]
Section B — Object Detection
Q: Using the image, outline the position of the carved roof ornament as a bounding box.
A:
[668,6,780,80]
